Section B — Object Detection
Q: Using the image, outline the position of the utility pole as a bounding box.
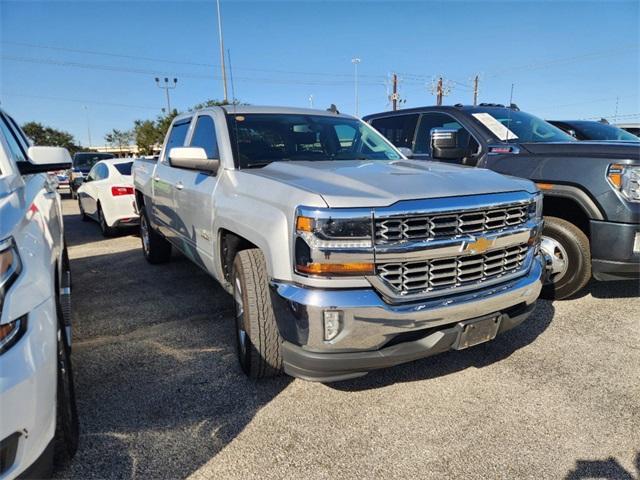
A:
[614,96,619,123]
[392,73,398,111]
[155,77,178,113]
[351,57,361,116]
[83,105,92,148]
[473,75,479,106]
[216,0,228,103]
[436,77,443,106]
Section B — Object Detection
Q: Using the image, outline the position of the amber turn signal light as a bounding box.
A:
[296,262,374,276]
[296,216,314,232]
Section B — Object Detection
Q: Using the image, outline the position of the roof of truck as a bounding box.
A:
[220,105,356,118]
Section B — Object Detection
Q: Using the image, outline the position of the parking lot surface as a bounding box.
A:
[55,198,639,480]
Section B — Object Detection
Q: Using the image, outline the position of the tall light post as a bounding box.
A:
[216,0,229,103]
[351,57,361,117]
[155,77,178,113]
[83,105,92,148]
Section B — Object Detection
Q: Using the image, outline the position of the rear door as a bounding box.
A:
[153,117,192,238]
[172,113,220,271]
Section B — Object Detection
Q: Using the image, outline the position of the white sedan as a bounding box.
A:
[77,158,139,236]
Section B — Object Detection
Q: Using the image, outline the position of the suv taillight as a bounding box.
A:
[111,186,134,196]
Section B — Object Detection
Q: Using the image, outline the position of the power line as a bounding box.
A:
[0,92,161,110]
[1,55,386,87]
[0,41,386,80]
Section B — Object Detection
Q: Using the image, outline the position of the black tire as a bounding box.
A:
[54,325,80,465]
[139,204,172,264]
[97,204,116,237]
[232,249,283,378]
[54,259,80,466]
[70,188,77,200]
[78,199,89,222]
[540,216,591,300]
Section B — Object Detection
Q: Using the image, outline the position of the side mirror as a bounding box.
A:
[18,146,72,174]
[397,147,413,159]
[169,147,219,174]
[430,128,465,160]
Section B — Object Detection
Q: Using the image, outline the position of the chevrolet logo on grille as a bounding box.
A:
[463,236,495,254]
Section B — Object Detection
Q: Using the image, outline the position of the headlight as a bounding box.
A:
[294,208,374,277]
[0,238,22,313]
[607,164,640,202]
[529,192,543,219]
[0,315,27,355]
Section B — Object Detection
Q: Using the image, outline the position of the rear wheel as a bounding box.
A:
[232,249,283,378]
[97,204,116,237]
[540,216,591,300]
[78,199,89,222]
[139,204,172,264]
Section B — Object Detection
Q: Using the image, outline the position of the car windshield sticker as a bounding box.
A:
[472,113,519,141]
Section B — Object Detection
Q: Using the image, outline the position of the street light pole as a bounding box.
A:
[155,77,178,113]
[351,57,361,117]
[83,105,92,148]
[216,0,229,103]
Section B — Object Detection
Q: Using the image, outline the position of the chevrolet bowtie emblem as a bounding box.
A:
[463,236,495,254]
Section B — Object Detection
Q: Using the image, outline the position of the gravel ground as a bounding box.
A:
[55,198,639,480]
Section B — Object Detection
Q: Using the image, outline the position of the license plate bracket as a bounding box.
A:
[453,314,502,350]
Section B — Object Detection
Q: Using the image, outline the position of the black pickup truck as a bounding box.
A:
[364,104,640,299]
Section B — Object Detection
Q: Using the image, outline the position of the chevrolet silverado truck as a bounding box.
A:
[365,104,640,299]
[133,106,547,382]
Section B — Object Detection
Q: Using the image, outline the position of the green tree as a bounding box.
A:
[104,129,134,153]
[21,122,81,155]
[133,120,161,156]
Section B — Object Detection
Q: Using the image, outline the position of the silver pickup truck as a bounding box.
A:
[133,106,547,382]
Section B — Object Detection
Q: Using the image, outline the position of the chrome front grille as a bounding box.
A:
[377,244,529,295]
[375,204,530,243]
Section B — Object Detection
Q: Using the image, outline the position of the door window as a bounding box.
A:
[189,115,219,159]
[370,114,419,148]
[163,119,191,161]
[0,115,27,164]
[414,113,479,156]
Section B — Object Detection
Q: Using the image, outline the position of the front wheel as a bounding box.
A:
[232,249,283,378]
[54,325,80,464]
[78,199,89,222]
[540,216,591,300]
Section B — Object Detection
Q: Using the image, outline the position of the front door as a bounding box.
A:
[172,113,220,271]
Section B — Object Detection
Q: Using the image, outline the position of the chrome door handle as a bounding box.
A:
[153,176,160,182]
[175,182,184,190]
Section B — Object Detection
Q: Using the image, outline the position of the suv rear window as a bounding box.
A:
[114,162,133,175]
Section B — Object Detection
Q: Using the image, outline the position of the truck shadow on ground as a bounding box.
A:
[582,279,640,299]
[329,300,556,392]
[55,241,291,478]
[565,451,639,479]
[64,211,139,247]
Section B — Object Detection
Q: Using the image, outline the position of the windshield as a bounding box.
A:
[471,108,575,144]
[73,152,115,170]
[226,113,401,168]
[571,121,640,142]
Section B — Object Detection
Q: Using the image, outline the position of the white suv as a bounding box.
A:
[0,110,78,478]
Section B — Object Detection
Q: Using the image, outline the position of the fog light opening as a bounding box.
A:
[323,310,342,341]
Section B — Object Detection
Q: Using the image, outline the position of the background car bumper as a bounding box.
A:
[0,298,57,479]
[590,220,640,281]
[271,255,544,381]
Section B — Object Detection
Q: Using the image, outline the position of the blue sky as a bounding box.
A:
[1,0,638,146]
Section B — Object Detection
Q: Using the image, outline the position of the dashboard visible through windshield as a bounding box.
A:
[226,113,401,168]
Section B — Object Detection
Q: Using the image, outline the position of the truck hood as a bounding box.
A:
[521,141,640,160]
[245,159,536,208]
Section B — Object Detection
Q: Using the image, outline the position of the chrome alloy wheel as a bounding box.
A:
[540,235,569,284]
[233,274,249,370]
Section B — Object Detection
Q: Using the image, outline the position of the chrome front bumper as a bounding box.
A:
[272,254,544,353]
